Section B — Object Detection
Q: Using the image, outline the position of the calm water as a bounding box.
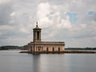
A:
[0,50,96,72]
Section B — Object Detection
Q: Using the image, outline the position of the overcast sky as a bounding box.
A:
[0,0,96,48]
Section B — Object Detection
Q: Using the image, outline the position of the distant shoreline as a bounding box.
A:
[0,46,96,50]
[0,46,96,54]
[20,50,96,54]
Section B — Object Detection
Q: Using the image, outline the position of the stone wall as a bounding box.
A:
[28,42,65,52]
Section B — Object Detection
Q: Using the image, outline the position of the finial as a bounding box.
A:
[36,21,38,28]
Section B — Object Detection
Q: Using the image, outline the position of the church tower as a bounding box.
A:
[27,21,65,53]
[33,22,41,42]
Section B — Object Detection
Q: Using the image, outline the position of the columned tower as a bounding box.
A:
[33,22,41,42]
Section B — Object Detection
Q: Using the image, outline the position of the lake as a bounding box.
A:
[0,50,96,72]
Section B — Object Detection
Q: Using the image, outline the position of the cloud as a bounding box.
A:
[57,16,72,29]
[37,2,52,28]
[0,0,96,47]
[0,32,2,35]
[80,24,86,28]
[0,25,14,30]
[0,0,11,4]
[0,1,13,25]
[37,2,72,29]
[10,11,16,16]
[19,27,30,33]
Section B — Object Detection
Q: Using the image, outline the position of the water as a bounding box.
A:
[0,50,96,72]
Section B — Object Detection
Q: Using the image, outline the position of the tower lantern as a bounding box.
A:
[33,22,41,42]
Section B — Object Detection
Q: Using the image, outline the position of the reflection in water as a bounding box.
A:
[31,54,96,72]
[0,51,96,72]
[32,55,41,72]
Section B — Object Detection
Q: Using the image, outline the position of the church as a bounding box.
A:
[28,22,65,53]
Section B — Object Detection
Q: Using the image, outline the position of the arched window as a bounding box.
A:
[38,46,41,51]
[31,46,32,51]
[46,47,48,52]
[58,47,60,52]
[42,47,43,51]
[52,47,54,51]
[37,31,39,40]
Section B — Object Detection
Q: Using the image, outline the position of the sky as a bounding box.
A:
[0,0,96,48]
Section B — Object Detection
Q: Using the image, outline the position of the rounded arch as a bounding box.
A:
[46,47,48,52]
[58,47,60,52]
[52,47,54,52]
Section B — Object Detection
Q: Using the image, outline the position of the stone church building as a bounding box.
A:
[28,22,65,53]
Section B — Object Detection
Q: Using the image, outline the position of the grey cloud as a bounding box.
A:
[0,2,13,25]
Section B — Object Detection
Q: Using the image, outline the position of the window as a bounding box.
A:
[37,31,39,40]
[52,47,54,51]
[58,48,60,52]
[38,46,41,51]
[46,47,48,52]
[31,46,32,51]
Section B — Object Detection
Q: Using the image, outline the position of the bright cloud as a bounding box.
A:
[37,2,52,28]
[10,11,16,16]
[37,2,72,29]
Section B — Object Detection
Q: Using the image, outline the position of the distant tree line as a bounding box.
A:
[0,45,28,50]
[65,47,96,50]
